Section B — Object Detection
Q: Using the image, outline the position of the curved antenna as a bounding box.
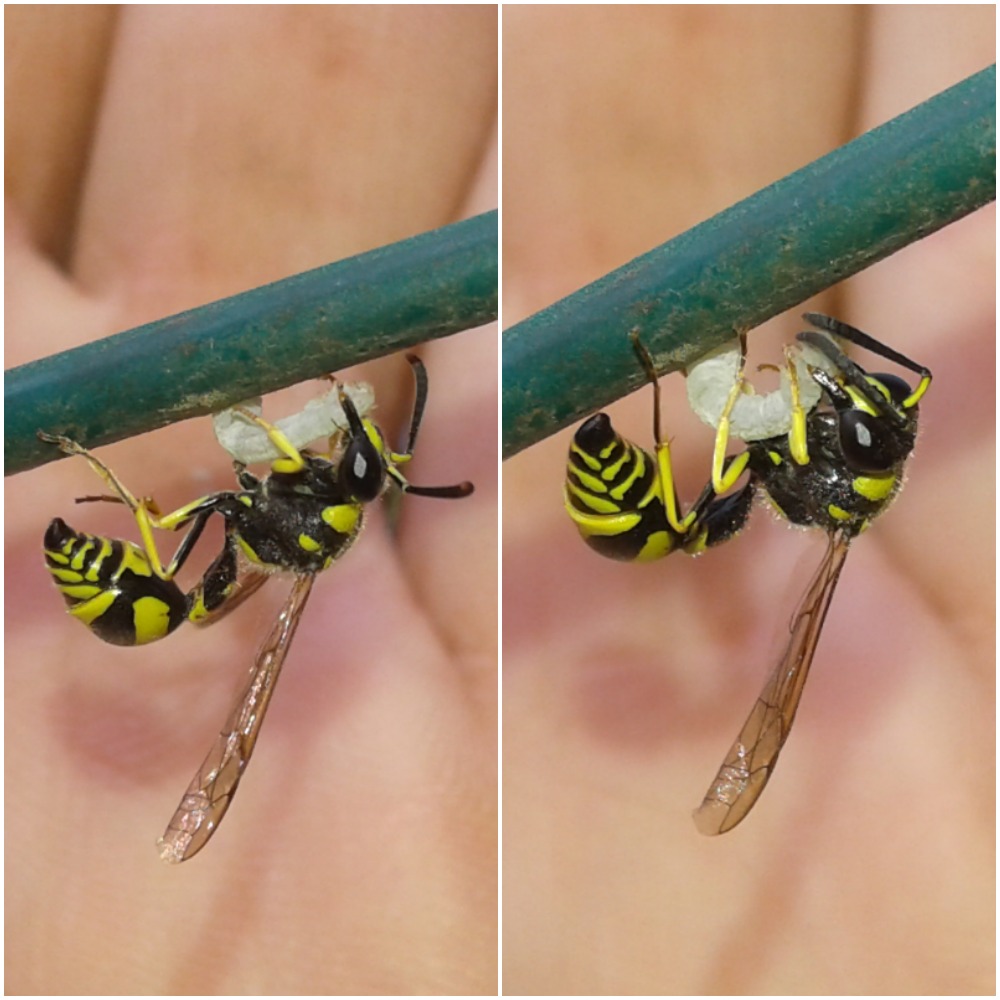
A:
[802,313,930,378]
[387,354,474,500]
[402,354,430,457]
[801,313,932,412]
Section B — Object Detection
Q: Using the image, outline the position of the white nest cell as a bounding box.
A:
[684,334,840,442]
[213,381,375,465]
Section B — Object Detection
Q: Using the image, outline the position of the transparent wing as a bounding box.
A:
[694,529,852,835]
[157,573,315,863]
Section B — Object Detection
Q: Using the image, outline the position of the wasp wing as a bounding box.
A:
[157,572,315,863]
[694,529,852,835]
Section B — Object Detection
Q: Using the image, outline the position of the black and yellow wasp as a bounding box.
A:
[42,355,473,863]
[564,314,931,834]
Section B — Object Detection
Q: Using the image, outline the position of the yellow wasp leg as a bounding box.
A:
[625,328,691,535]
[39,433,148,510]
[230,406,307,474]
[38,433,177,578]
[39,432,222,581]
[654,438,694,534]
[711,375,750,495]
[785,346,810,466]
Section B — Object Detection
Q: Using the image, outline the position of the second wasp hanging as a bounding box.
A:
[565,313,931,833]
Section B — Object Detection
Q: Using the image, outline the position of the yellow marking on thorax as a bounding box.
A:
[322,504,360,535]
[852,473,896,502]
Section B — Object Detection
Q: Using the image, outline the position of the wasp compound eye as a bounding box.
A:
[342,433,385,502]
[838,409,907,473]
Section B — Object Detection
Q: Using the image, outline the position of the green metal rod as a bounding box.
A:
[502,66,995,460]
[6,210,498,475]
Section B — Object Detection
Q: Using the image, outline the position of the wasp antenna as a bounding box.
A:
[402,480,474,499]
[802,313,931,379]
[74,493,127,506]
[337,385,367,437]
[402,355,430,457]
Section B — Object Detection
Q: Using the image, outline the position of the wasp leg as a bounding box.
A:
[710,373,751,496]
[627,329,693,534]
[233,463,260,491]
[188,532,242,622]
[710,341,812,486]
[38,432,227,581]
[230,407,308,474]
[784,344,811,466]
[38,433,148,510]
[152,506,216,581]
[684,466,756,555]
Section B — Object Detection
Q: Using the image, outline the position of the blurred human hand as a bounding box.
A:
[6,7,497,994]
[503,7,993,994]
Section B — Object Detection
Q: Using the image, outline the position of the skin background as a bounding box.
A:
[6,7,996,996]
[6,7,497,995]
[502,6,994,996]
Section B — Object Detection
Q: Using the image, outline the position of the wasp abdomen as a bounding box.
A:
[43,518,189,646]
[564,413,679,562]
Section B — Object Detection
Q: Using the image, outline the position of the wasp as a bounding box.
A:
[42,355,473,863]
[565,314,931,834]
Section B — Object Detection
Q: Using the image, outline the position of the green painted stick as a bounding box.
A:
[502,66,995,460]
[6,210,498,475]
